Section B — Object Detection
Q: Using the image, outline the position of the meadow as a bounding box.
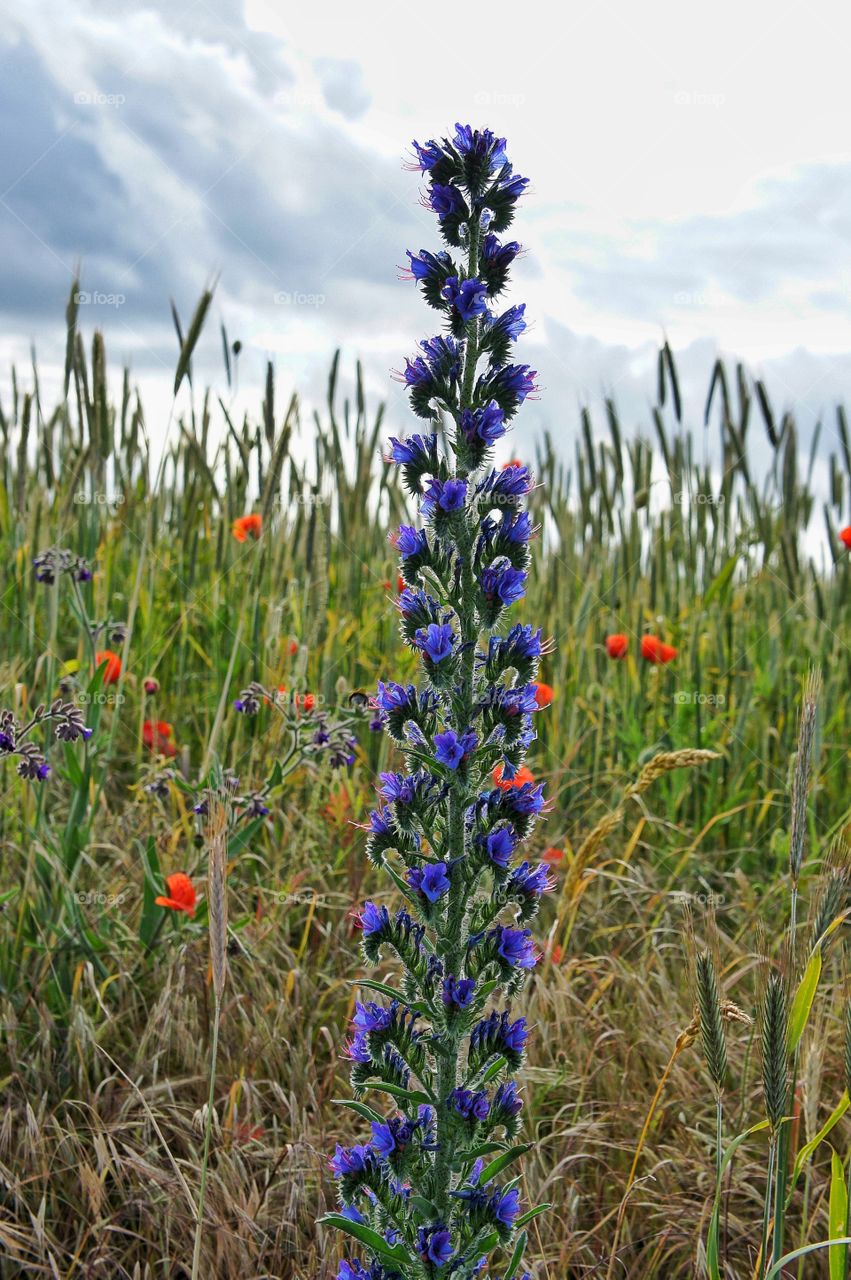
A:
[0,287,850,1278]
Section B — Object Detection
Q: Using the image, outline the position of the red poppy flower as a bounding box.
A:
[155,872,196,917]
[840,526,851,550]
[543,846,565,865]
[501,459,522,470]
[532,682,554,708]
[548,943,564,964]
[142,719,177,757]
[232,514,262,542]
[641,635,677,664]
[95,650,122,684]
[288,640,299,656]
[492,762,535,791]
[143,676,159,695]
[605,633,628,660]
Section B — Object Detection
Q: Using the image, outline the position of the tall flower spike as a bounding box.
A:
[324,124,548,1280]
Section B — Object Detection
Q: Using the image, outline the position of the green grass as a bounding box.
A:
[0,294,849,1277]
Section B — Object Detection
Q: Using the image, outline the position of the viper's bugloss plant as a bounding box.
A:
[322,124,552,1280]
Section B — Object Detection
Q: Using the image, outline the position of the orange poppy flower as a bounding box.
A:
[288,640,299,656]
[532,682,554,708]
[605,633,628,659]
[155,872,196,917]
[548,943,564,964]
[492,762,535,791]
[501,459,522,470]
[840,526,851,550]
[95,650,122,684]
[543,846,565,865]
[232,513,262,542]
[142,719,177,757]
[641,635,677,664]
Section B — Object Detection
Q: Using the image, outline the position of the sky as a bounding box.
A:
[1,0,850,463]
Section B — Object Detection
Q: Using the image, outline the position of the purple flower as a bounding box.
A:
[484,303,527,342]
[342,1032,371,1063]
[352,1001,393,1033]
[496,926,539,970]
[485,826,517,867]
[430,183,465,218]
[414,623,455,664]
[370,1121,396,1157]
[359,901,389,936]
[421,476,467,518]
[329,1143,371,1178]
[394,525,429,560]
[442,975,476,1008]
[433,729,477,770]
[387,433,438,469]
[490,1184,521,1227]
[480,563,527,607]
[418,1225,453,1268]
[508,860,554,899]
[459,400,506,447]
[407,862,451,903]
[494,1080,523,1119]
[441,276,488,323]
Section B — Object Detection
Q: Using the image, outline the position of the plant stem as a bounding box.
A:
[191,990,221,1280]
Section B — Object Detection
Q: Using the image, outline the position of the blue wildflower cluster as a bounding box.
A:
[324,124,551,1280]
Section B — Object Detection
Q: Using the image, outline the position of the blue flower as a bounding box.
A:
[404,247,452,282]
[394,525,429,560]
[433,728,477,770]
[418,1225,453,1268]
[340,1203,366,1224]
[387,433,438,469]
[370,1121,396,1158]
[408,862,451,903]
[484,826,517,867]
[484,303,527,342]
[459,400,506,447]
[490,1184,522,1227]
[508,860,554,899]
[480,562,527,607]
[494,1080,523,1119]
[329,1143,371,1178]
[442,975,476,1008]
[358,900,389,936]
[411,139,444,171]
[441,276,488,323]
[430,183,466,218]
[343,1031,371,1063]
[352,1001,394,1033]
[421,476,467,518]
[414,623,455,664]
[495,926,539,969]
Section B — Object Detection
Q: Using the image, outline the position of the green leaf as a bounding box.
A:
[706,1121,770,1280]
[480,1056,508,1084]
[703,553,738,608]
[319,1214,414,1268]
[479,1143,532,1184]
[173,289,214,395]
[139,837,162,949]
[514,1203,551,1228]
[765,1239,851,1279]
[361,1080,432,1107]
[787,947,822,1053]
[504,1229,528,1279]
[787,1091,849,1202]
[829,1148,847,1280]
[331,1099,385,1125]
